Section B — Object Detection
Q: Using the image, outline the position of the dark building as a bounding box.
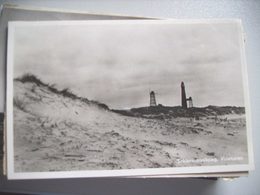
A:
[181,82,187,109]
[181,82,193,108]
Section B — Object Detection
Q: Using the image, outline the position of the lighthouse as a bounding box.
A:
[181,82,187,109]
[150,91,157,107]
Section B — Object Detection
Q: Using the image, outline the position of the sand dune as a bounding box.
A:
[13,77,248,172]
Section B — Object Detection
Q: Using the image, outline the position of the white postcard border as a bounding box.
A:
[6,19,254,180]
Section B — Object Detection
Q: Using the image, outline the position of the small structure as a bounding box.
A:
[150,91,157,106]
[187,96,193,108]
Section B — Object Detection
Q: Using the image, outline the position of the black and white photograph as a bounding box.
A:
[6,20,253,179]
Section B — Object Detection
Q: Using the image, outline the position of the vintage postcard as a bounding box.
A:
[6,20,254,179]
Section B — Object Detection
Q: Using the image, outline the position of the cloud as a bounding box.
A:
[12,21,245,108]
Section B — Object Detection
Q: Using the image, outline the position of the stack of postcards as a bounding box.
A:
[0,4,254,180]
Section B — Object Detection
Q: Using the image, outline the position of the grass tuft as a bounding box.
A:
[15,73,110,110]
[15,74,47,87]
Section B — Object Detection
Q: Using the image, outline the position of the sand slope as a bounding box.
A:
[13,79,248,172]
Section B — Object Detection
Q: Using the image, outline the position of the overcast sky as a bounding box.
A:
[12,20,245,109]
